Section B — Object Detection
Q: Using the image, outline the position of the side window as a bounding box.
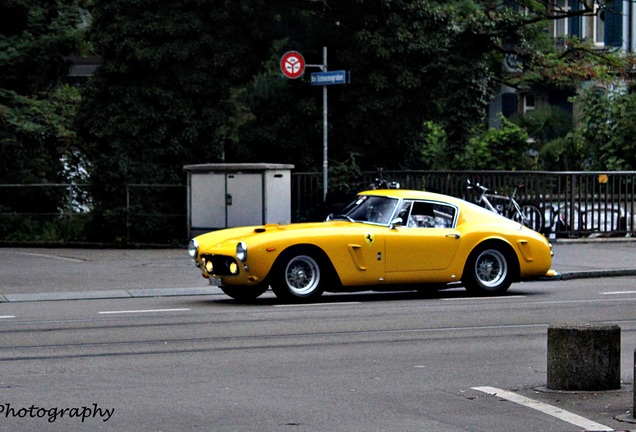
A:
[408,201,456,229]
[408,202,436,228]
[394,200,413,226]
[431,203,456,228]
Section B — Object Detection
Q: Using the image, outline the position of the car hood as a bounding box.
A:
[194,221,370,249]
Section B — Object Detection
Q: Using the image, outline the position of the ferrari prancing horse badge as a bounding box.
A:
[364,233,375,246]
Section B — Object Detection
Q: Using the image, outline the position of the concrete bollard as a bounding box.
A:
[547,323,621,391]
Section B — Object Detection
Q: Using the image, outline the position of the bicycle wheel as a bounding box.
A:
[514,203,544,232]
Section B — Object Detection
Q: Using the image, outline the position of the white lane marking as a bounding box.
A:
[274,302,362,308]
[0,316,15,319]
[15,252,84,263]
[601,291,636,295]
[472,386,614,431]
[98,308,190,315]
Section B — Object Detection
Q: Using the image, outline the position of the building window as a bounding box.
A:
[595,5,605,45]
[523,94,536,114]
[553,0,570,38]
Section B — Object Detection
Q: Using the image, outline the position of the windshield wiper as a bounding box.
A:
[327,214,355,222]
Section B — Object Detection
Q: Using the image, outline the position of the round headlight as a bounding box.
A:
[236,241,247,262]
[188,238,199,259]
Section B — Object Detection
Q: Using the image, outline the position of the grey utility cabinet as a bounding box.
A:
[184,163,294,236]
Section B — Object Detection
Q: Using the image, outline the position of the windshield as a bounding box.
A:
[339,195,399,225]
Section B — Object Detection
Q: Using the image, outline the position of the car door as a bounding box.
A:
[384,200,461,273]
[321,227,387,286]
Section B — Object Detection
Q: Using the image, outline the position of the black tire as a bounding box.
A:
[271,250,325,301]
[463,246,514,296]
[221,284,268,301]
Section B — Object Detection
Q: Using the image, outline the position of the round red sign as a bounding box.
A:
[280,51,305,79]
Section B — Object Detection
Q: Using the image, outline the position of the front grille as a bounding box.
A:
[200,254,238,276]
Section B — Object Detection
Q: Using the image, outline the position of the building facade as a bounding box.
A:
[490,0,632,127]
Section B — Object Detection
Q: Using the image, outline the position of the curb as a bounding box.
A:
[551,269,636,281]
[553,237,636,244]
[0,287,220,303]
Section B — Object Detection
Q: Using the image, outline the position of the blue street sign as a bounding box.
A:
[310,70,350,85]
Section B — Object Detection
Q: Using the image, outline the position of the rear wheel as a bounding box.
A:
[463,246,513,296]
[221,284,268,301]
[271,250,325,301]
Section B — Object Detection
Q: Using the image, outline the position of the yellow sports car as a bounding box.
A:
[188,189,554,301]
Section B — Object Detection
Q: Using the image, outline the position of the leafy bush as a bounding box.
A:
[460,117,532,170]
[574,85,636,170]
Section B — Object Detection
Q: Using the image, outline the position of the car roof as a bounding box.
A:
[359,189,517,226]
[358,189,463,205]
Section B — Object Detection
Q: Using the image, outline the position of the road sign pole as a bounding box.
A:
[322,46,328,202]
[282,47,331,202]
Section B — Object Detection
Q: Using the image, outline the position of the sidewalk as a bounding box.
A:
[0,239,635,302]
[0,247,212,302]
[550,238,636,279]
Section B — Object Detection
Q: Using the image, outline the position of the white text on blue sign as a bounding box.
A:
[310,71,349,85]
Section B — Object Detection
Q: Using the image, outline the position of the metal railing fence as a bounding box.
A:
[2,171,635,243]
[0,183,187,243]
[292,171,636,238]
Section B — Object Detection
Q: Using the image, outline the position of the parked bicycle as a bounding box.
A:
[369,169,400,190]
[466,180,544,232]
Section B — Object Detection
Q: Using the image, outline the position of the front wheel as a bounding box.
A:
[221,284,268,301]
[463,247,513,296]
[271,251,325,301]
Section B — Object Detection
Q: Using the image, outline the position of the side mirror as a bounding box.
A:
[390,217,403,229]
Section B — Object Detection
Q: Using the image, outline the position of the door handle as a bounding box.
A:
[446,233,460,239]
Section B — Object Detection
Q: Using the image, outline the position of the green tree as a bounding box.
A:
[514,106,580,170]
[218,66,322,171]
[220,0,504,172]
[0,0,86,239]
[215,4,330,171]
[222,0,626,172]
[417,121,450,170]
[0,0,85,184]
[320,0,496,169]
[460,116,532,170]
[77,0,282,242]
[574,85,636,170]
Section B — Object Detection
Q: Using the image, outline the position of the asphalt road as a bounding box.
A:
[0,275,635,430]
[1,241,636,431]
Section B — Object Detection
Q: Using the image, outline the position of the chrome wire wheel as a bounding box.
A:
[474,249,507,289]
[284,255,321,296]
